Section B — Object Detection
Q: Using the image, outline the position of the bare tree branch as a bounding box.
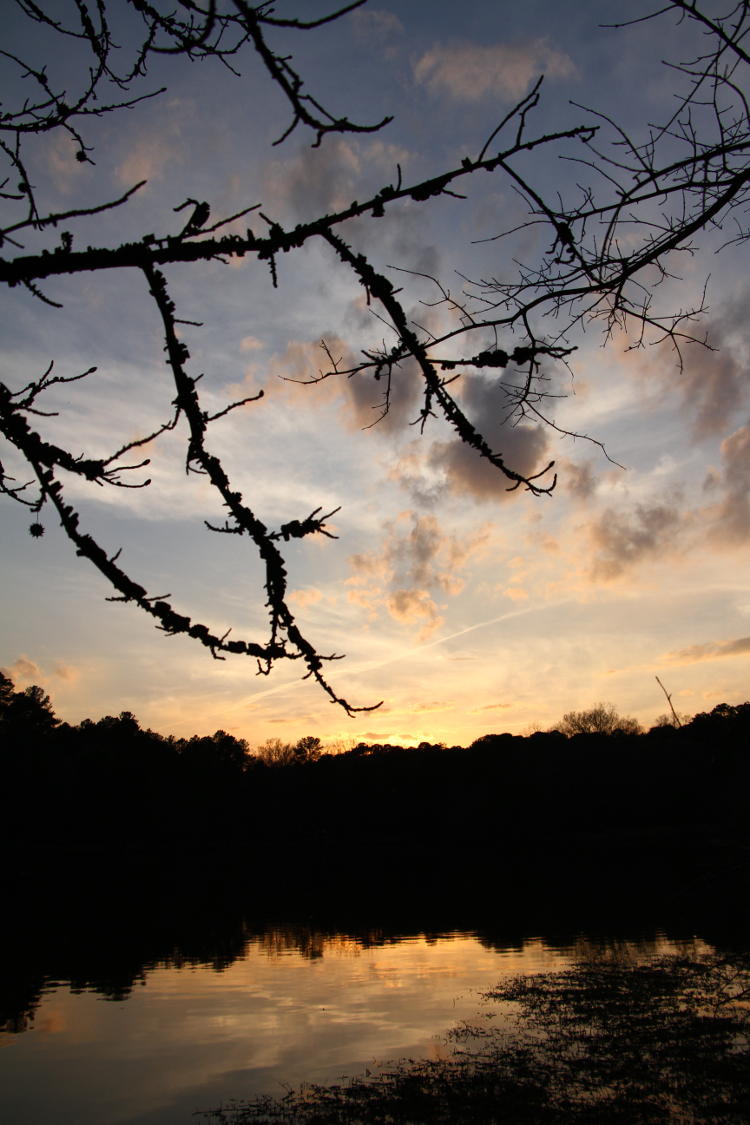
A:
[3,1,750,709]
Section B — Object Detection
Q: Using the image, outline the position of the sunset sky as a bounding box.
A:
[1,0,749,749]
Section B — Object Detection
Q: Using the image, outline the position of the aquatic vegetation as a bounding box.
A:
[204,951,750,1124]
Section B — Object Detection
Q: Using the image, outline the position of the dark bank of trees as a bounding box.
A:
[2,671,748,860]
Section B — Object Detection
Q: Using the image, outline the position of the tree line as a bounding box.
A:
[2,670,748,858]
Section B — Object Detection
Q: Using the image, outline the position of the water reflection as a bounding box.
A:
[0,911,710,1125]
[2,841,739,1125]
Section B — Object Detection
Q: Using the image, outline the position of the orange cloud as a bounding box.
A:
[116,136,179,186]
[414,40,575,103]
[347,510,490,638]
[288,587,324,609]
[387,587,443,637]
[2,654,42,683]
[413,700,454,713]
[503,587,529,601]
[667,636,750,663]
[52,662,80,682]
[242,336,362,416]
[240,336,265,352]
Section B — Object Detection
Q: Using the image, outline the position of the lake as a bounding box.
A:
[0,911,710,1125]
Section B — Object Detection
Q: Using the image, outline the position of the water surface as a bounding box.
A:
[0,924,706,1125]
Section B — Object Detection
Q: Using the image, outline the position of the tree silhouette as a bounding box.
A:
[555,703,642,737]
[0,672,58,735]
[293,735,323,764]
[255,737,298,768]
[1,2,749,710]
[254,735,321,766]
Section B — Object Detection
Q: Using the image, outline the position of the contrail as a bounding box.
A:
[238,599,573,709]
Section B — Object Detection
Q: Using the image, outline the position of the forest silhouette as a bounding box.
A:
[2,670,747,856]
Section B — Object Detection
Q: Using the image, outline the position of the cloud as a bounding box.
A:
[341,353,423,434]
[240,336,265,353]
[683,348,746,439]
[388,443,443,507]
[633,298,750,440]
[428,426,549,500]
[562,459,598,501]
[239,335,353,407]
[262,137,410,223]
[115,134,180,186]
[502,587,529,602]
[334,301,448,433]
[245,335,423,435]
[45,132,86,195]
[413,700,453,713]
[269,337,355,387]
[677,297,750,438]
[52,662,80,682]
[399,373,551,502]
[413,40,575,104]
[667,636,750,663]
[1,655,80,688]
[347,510,489,638]
[385,511,479,593]
[350,8,404,41]
[2,654,42,684]
[261,134,442,273]
[588,500,685,579]
[288,587,324,609]
[386,587,443,633]
[703,420,750,543]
